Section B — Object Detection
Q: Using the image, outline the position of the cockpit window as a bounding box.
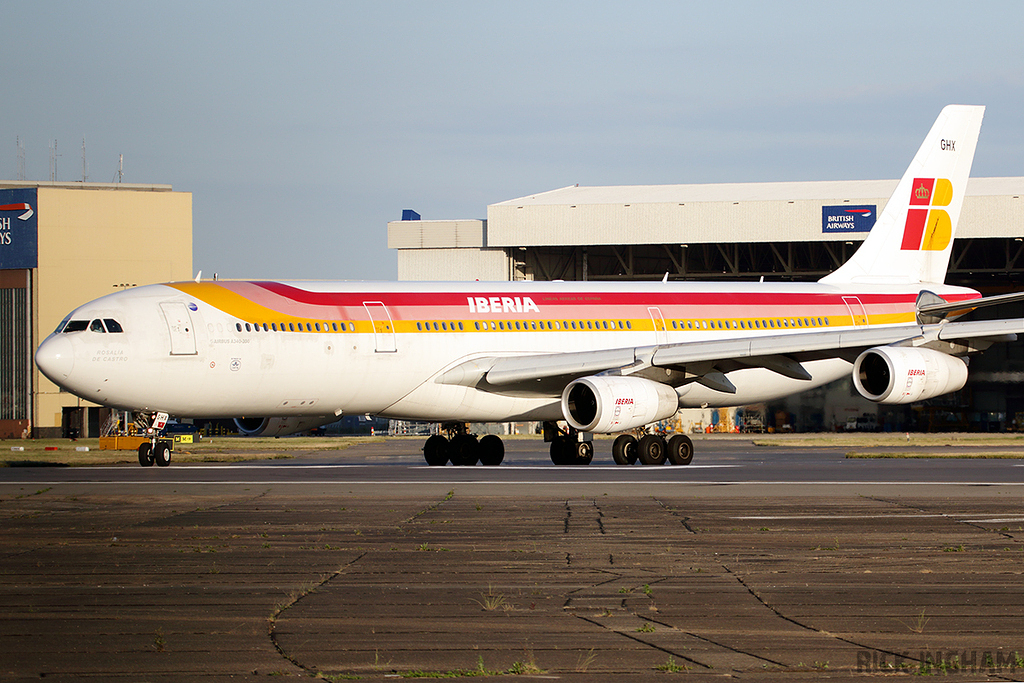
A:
[54,318,70,334]
[63,320,89,333]
[103,319,124,333]
[90,319,106,333]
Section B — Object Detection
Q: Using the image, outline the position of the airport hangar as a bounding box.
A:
[0,181,192,438]
[390,177,1024,432]
[1,178,1021,438]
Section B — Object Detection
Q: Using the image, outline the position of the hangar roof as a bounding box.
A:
[492,177,1024,206]
[484,177,1024,247]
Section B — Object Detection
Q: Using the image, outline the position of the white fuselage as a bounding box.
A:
[35,279,979,428]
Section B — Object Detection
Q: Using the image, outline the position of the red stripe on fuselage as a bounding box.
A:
[246,281,969,311]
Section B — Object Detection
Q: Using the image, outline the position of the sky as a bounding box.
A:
[3,1,1024,281]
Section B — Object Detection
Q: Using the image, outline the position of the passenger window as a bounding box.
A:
[103,319,124,333]
[90,319,106,333]
[626,321,632,329]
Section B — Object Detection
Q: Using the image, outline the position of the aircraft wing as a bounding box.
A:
[437,318,1024,396]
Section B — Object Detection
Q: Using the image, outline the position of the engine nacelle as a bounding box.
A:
[234,416,338,437]
[853,346,968,405]
[562,375,679,433]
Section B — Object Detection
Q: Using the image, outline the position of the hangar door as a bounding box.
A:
[0,276,29,423]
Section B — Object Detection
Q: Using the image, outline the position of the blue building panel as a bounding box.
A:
[0,188,38,270]
[821,204,876,233]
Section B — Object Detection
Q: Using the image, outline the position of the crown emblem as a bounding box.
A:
[915,183,931,201]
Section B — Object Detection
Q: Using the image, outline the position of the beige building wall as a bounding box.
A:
[25,183,192,433]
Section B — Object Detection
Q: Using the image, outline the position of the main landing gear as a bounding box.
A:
[544,421,594,466]
[422,423,505,466]
[611,431,693,466]
[419,422,695,467]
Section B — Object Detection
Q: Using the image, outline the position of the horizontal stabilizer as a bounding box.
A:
[918,290,1024,316]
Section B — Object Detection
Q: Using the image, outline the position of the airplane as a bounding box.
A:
[35,104,1024,468]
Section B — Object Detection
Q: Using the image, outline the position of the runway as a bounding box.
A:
[2,437,1024,681]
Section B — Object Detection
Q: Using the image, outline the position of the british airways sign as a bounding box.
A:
[822,205,876,234]
[0,188,38,269]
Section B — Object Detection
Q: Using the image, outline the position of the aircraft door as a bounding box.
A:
[841,296,869,326]
[363,301,397,353]
[160,302,198,355]
[648,307,669,344]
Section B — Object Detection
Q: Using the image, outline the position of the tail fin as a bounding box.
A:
[820,105,985,285]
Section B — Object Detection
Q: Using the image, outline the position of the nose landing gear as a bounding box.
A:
[136,411,174,467]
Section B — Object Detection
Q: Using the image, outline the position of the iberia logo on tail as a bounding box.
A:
[900,178,952,251]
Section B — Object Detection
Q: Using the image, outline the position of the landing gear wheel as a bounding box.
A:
[550,436,572,465]
[154,442,171,467]
[638,434,667,466]
[612,434,638,466]
[667,434,694,466]
[478,434,504,466]
[138,442,154,467]
[423,434,450,466]
[449,434,480,466]
[574,440,594,466]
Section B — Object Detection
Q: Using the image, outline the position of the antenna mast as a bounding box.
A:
[113,154,124,183]
[49,139,61,182]
[16,137,25,181]
[81,138,89,182]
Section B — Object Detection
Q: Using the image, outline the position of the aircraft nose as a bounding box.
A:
[35,335,75,384]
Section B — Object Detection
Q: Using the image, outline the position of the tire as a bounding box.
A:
[550,436,571,465]
[138,442,154,467]
[478,434,504,466]
[667,433,694,466]
[638,434,667,466]
[574,440,594,466]
[154,442,171,467]
[449,434,479,466]
[612,434,638,466]
[423,434,449,466]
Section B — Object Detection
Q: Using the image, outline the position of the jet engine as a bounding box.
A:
[233,416,338,437]
[562,376,679,433]
[853,346,968,405]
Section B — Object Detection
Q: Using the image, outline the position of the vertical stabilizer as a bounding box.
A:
[820,105,984,285]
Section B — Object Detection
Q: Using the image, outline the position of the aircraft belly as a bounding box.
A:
[379,382,561,423]
[678,358,851,408]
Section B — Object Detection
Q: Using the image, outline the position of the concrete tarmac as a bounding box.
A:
[2,436,1024,681]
